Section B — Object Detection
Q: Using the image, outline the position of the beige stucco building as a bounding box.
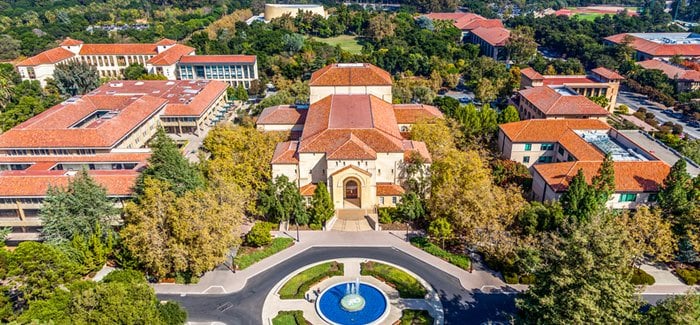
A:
[264,4,327,21]
[258,64,442,210]
[498,119,670,209]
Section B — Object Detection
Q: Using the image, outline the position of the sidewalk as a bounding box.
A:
[152,231,508,295]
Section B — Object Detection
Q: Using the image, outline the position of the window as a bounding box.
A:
[619,193,637,202]
[522,156,530,163]
[540,143,554,150]
[647,193,658,202]
[558,147,565,155]
[379,197,384,204]
[392,197,397,204]
[524,143,532,151]
[537,156,553,163]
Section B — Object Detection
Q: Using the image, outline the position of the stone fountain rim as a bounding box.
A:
[315,281,390,325]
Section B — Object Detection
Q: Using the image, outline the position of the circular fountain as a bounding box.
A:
[316,278,389,325]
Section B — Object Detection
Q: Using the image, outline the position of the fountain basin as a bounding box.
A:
[316,282,389,325]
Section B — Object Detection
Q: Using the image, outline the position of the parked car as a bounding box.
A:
[437,88,449,95]
[459,97,472,104]
[688,120,700,128]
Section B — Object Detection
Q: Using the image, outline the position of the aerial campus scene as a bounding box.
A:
[0,0,699,324]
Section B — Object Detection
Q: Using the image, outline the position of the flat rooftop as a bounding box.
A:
[629,32,700,45]
[575,130,649,161]
[618,130,700,176]
[550,86,579,96]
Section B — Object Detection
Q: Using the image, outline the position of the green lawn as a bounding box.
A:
[272,310,308,325]
[410,236,471,270]
[360,261,427,299]
[278,261,344,299]
[399,309,434,325]
[314,35,363,54]
[572,13,604,21]
[235,237,294,270]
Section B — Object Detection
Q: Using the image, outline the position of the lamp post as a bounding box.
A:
[296,221,300,242]
[406,222,410,242]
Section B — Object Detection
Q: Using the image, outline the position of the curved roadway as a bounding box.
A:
[159,247,516,325]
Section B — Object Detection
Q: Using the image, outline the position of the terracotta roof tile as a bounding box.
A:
[155,38,177,46]
[518,86,610,117]
[178,55,257,64]
[327,133,377,160]
[257,106,307,125]
[403,140,432,163]
[0,171,139,197]
[605,33,700,57]
[591,67,625,80]
[470,27,510,46]
[309,63,392,86]
[376,183,405,196]
[60,37,84,46]
[500,119,610,142]
[300,183,317,196]
[422,12,502,31]
[147,44,195,66]
[521,67,543,80]
[271,141,299,164]
[533,161,670,192]
[393,104,443,124]
[17,47,75,66]
[638,60,700,82]
[79,43,160,55]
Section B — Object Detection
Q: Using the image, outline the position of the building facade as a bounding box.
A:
[637,59,700,92]
[257,64,441,210]
[497,119,670,209]
[515,85,611,120]
[177,55,259,88]
[604,33,700,60]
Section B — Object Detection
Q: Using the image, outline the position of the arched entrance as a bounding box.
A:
[343,178,361,208]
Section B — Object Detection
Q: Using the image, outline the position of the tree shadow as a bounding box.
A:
[439,288,517,325]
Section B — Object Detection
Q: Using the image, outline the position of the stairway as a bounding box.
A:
[332,209,373,231]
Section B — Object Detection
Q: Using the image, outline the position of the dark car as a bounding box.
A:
[437,88,449,95]
[681,115,691,122]
[459,97,472,104]
[688,120,700,128]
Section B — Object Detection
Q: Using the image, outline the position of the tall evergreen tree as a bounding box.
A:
[560,169,598,222]
[658,159,693,218]
[396,192,426,222]
[516,213,641,324]
[135,128,205,197]
[591,153,615,205]
[258,175,306,224]
[310,182,334,227]
[40,170,116,244]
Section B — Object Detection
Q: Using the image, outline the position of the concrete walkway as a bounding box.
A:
[152,231,507,295]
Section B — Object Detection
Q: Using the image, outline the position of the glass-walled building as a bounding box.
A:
[177,55,258,88]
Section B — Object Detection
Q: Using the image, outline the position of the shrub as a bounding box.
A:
[378,207,396,224]
[399,309,433,325]
[236,237,294,270]
[615,105,629,115]
[158,301,188,325]
[519,274,536,285]
[410,236,470,270]
[676,267,700,285]
[272,310,308,325]
[245,222,274,247]
[101,269,146,284]
[630,268,655,285]
[504,273,519,284]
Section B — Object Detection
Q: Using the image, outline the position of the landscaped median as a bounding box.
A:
[410,236,471,270]
[279,261,344,299]
[399,309,434,325]
[235,237,295,270]
[360,261,427,299]
[271,310,310,325]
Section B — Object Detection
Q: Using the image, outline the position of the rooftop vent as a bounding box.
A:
[337,63,365,68]
[135,81,144,86]
[152,90,161,94]
[109,82,123,88]
[106,90,116,95]
[64,171,78,176]
[166,81,175,85]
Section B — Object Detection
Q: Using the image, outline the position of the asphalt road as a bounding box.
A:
[159,247,517,325]
[617,91,700,140]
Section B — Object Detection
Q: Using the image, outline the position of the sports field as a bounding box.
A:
[314,35,363,54]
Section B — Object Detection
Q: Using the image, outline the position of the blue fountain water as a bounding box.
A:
[317,282,388,325]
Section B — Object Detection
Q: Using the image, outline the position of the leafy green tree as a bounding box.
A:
[53,61,100,96]
[124,63,148,80]
[498,105,520,124]
[516,201,565,235]
[505,26,538,65]
[560,169,599,223]
[235,84,249,101]
[0,35,20,60]
[244,222,273,247]
[258,175,306,224]
[40,170,117,244]
[60,226,115,274]
[428,217,452,249]
[310,182,334,227]
[7,242,81,303]
[516,213,641,324]
[282,33,305,53]
[658,159,694,218]
[644,293,700,324]
[591,153,615,205]
[588,95,610,108]
[396,192,425,222]
[135,128,205,197]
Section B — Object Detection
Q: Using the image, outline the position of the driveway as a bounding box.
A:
[159,247,517,325]
[617,91,700,140]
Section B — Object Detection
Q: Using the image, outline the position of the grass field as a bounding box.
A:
[360,261,427,299]
[572,13,604,21]
[272,310,307,325]
[278,261,343,299]
[314,35,363,54]
[236,237,294,270]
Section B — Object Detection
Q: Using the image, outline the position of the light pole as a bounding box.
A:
[296,221,300,242]
[406,222,410,242]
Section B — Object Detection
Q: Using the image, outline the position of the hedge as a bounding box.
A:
[410,236,471,270]
[360,261,427,298]
[272,310,309,325]
[676,267,700,285]
[630,268,655,285]
[278,262,343,299]
[399,309,433,325]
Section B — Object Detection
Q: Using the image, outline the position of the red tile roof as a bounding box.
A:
[521,67,543,81]
[470,27,510,46]
[542,77,597,85]
[327,133,377,160]
[0,95,167,149]
[155,38,177,46]
[147,44,194,66]
[0,171,139,197]
[88,80,228,117]
[422,12,502,31]
[499,119,610,143]
[376,183,405,196]
[17,47,75,66]
[591,67,625,80]
[605,33,700,57]
[309,63,392,86]
[393,104,443,124]
[403,140,432,163]
[178,55,257,64]
[257,106,307,125]
[79,43,160,56]
[519,86,610,117]
[271,141,299,164]
[637,59,700,82]
[300,183,317,196]
[0,152,150,164]
[533,161,670,192]
[60,37,84,46]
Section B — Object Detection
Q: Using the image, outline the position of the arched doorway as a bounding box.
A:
[343,178,360,208]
